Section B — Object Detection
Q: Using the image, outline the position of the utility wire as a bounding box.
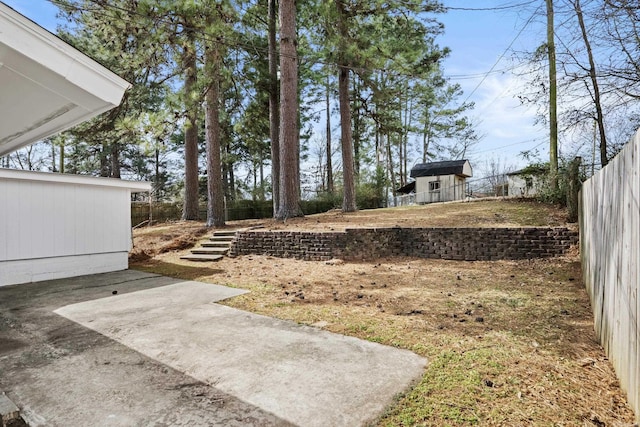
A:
[471,137,545,155]
[461,4,542,105]
[446,1,537,12]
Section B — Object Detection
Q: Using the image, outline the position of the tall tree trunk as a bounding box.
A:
[403,87,412,185]
[574,0,608,167]
[375,115,380,164]
[205,46,225,228]
[268,0,281,215]
[182,37,200,220]
[275,0,302,219]
[546,0,559,191]
[228,150,236,201]
[339,65,357,212]
[259,150,265,200]
[422,126,428,163]
[59,138,64,174]
[155,146,160,197]
[386,133,396,206]
[222,161,229,201]
[100,143,109,177]
[110,141,121,178]
[336,0,357,212]
[422,109,431,163]
[253,161,258,201]
[51,139,57,173]
[398,130,404,187]
[352,74,361,182]
[326,73,334,194]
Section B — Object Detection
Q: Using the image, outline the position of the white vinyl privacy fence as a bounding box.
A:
[581,129,640,419]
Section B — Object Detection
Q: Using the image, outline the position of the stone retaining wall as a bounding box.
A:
[229,227,578,261]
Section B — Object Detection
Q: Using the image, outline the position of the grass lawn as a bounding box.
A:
[131,199,635,426]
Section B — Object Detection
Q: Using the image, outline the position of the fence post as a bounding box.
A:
[567,156,581,223]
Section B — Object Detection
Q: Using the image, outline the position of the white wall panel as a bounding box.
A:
[39,180,56,258]
[62,183,76,255]
[0,174,8,260]
[0,252,128,287]
[0,169,149,286]
[4,180,22,259]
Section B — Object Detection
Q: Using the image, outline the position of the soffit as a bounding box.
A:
[0,3,130,156]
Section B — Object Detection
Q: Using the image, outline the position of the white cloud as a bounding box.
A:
[459,66,548,168]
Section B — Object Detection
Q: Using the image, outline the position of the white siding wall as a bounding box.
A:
[415,175,466,204]
[0,169,147,286]
[507,174,543,197]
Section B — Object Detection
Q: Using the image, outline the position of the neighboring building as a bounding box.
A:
[0,3,150,286]
[506,165,547,197]
[406,160,473,204]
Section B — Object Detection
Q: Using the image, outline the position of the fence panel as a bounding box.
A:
[131,199,342,225]
[581,129,640,419]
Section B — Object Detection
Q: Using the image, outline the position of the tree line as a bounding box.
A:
[3,1,640,223]
[522,0,640,191]
[1,0,475,225]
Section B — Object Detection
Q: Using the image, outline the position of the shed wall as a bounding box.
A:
[415,175,466,203]
[507,175,543,197]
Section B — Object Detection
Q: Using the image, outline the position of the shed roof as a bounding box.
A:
[410,160,472,178]
[396,181,415,194]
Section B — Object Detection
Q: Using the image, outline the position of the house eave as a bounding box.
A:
[0,168,151,192]
[0,3,131,156]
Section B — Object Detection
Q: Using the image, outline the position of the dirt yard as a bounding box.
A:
[130,199,636,426]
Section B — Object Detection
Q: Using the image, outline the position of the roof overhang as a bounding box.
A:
[396,181,416,194]
[0,2,131,156]
[0,167,151,192]
[410,160,473,178]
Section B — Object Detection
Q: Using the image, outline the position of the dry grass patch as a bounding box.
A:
[130,221,209,261]
[239,198,570,231]
[131,250,635,426]
[129,201,632,425]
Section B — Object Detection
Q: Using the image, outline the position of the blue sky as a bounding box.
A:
[438,1,548,171]
[3,0,548,172]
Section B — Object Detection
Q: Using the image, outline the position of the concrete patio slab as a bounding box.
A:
[0,270,426,426]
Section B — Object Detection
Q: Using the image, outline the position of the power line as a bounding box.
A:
[471,137,545,155]
[446,1,537,12]
[447,67,515,80]
[461,5,542,105]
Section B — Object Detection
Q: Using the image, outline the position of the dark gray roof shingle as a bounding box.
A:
[410,160,470,178]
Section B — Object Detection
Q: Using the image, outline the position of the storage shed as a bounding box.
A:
[506,165,547,197]
[409,160,472,204]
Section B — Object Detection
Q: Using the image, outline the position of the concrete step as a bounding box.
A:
[212,230,237,237]
[182,230,235,263]
[209,236,235,242]
[179,254,224,262]
[191,247,229,255]
[201,241,231,248]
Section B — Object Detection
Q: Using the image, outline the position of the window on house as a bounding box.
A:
[429,181,440,191]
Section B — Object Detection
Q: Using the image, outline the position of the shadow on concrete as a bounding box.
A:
[0,271,293,426]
